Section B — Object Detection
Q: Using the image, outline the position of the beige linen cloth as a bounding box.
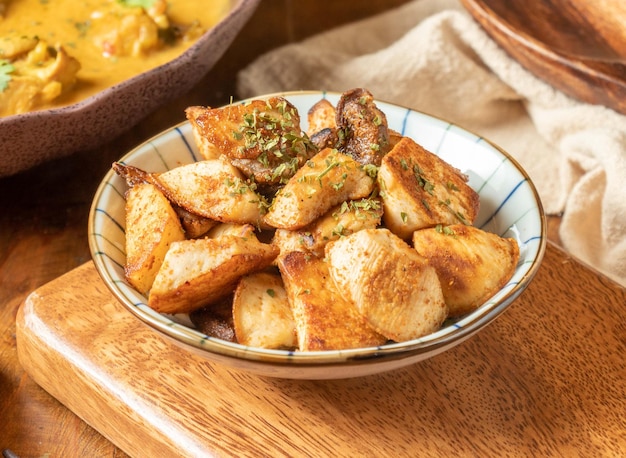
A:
[237,0,626,286]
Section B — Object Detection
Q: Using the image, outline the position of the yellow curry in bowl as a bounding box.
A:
[0,0,231,117]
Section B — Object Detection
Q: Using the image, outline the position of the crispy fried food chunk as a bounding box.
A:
[307,98,337,137]
[112,162,154,187]
[113,162,219,239]
[278,251,386,351]
[335,88,391,166]
[263,148,375,230]
[272,197,383,258]
[185,97,317,186]
[412,224,520,316]
[124,182,185,295]
[378,137,480,239]
[185,105,223,161]
[148,233,278,314]
[307,99,339,150]
[189,297,237,343]
[233,271,297,349]
[154,159,267,226]
[205,222,256,239]
[114,160,267,226]
[326,228,448,342]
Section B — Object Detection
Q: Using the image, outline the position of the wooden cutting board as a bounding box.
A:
[15,257,626,457]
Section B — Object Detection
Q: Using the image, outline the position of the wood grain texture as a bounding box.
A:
[460,0,626,114]
[0,1,413,456]
[0,0,619,455]
[15,251,626,457]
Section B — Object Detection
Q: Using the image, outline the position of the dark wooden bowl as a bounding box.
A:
[460,0,626,115]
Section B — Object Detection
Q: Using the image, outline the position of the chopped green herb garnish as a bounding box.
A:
[74,20,91,37]
[362,163,378,178]
[117,0,156,8]
[0,59,14,92]
[435,224,456,236]
[331,224,345,237]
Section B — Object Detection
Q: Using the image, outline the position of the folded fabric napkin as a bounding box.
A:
[236,0,626,286]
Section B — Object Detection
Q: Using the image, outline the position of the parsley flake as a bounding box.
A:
[117,0,156,8]
[0,60,15,92]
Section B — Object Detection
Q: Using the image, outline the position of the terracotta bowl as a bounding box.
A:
[89,91,547,380]
[0,0,260,178]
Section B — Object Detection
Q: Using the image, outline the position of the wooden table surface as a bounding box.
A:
[1,1,625,457]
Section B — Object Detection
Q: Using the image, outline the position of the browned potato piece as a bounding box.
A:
[278,251,386,351]
[412,224,520,316]
[205,222,256,239]
[148,234,278,314]
[112,162,154,187]
[263,148,375,230]
[378,137,480,239]
[307,99,339,151]
[326,228,448,342]
[124,182,185,295]
[388,129,404,150]
[233,271,296,349]
[271,228,311,261]
[189,297,237,343]
[306,98,337,137]
[185,97,317,186]
[272,197,383,258]
[154,159,266,226]
[185,105,222,160]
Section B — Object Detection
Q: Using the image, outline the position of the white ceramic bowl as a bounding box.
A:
[89,91,546,380]
[0,0,260,177]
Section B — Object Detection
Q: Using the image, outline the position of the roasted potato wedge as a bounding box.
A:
[378,137,480,239]
[263,148,375,230]
[272,197,383,258]
[124,182,185,295]
[154,159,266,226]
[412,224,520,316]
[148,233,278,314]
[307,98,337,137]
[233,271,296,349]
[205,222,256,239]
[185,97,317,186]
[307,99,339,150]
[185,105,223,161]
[117,88,521,351]
[326,228,448,342]
[278,251,386,351]
[112,162,154,188]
